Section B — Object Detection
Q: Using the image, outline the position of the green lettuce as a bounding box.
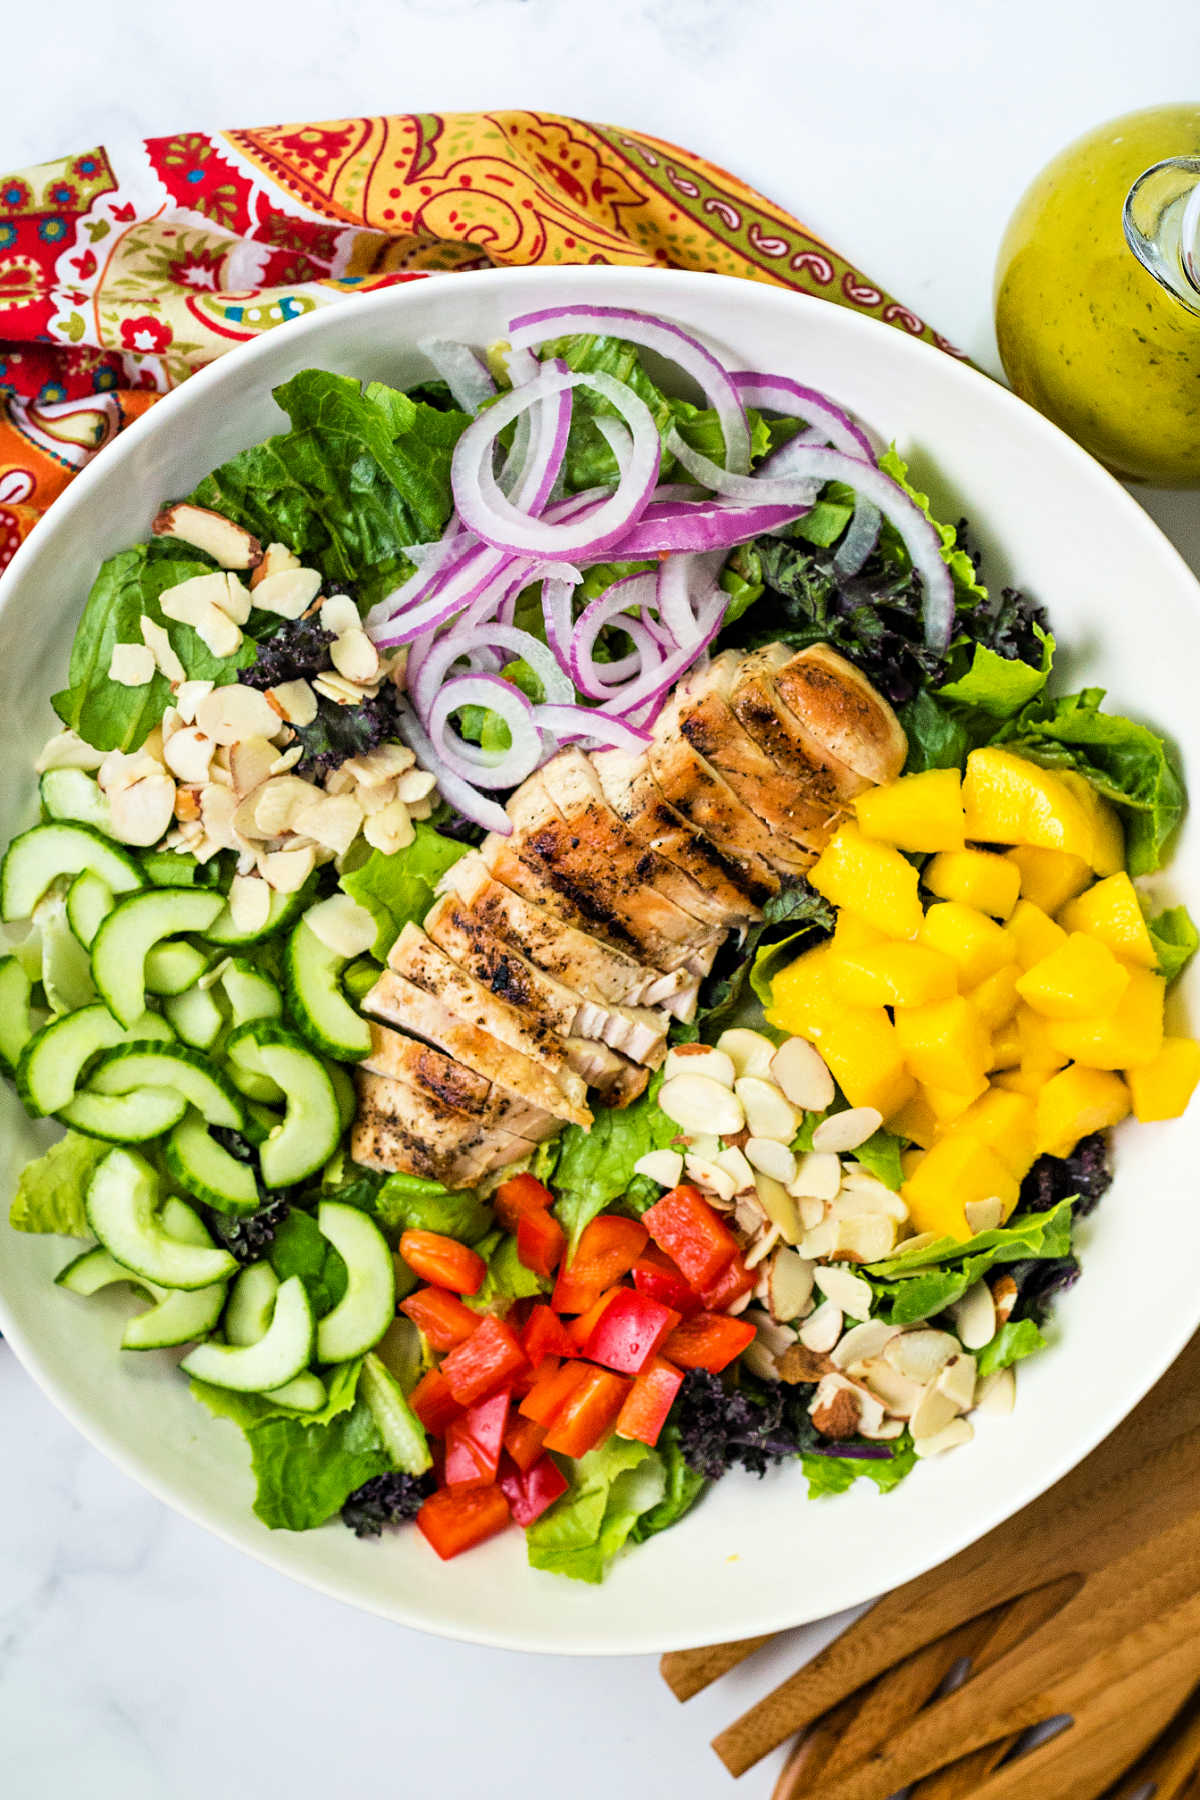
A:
[897,688,972,774]
[51,543,254,752]
[525,1436,668,1583]
[1146,903,1199,983]
[374,1172,493,1245]
[463,1230,548,1312]
[936,630,1053,719]
[268,1209,348,1317]
[629,1427,707,1543]
[975,1317,1046,1379]
[802,1436,917,1497]
[340,825,470,959]
[692,876,833,1039]
[552,1070,679,1254]
[793,1106,905,1192]
[9,1131,110,1236]
[866,1200,1074,1325]
[877,446,989,605]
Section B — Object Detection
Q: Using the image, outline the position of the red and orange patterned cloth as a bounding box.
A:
[0,110,957,569]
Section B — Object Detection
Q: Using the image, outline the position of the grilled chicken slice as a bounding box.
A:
[438,855,698,1013]
[771,643,907,786]
[360,1019,558,1140]
[593,748,773,915]
[565,1037,651,1107]
[647,726,810,877]
[352,1069,545,1184]
[425,892,669,1066]
[728,645,872,804]
[363,967,591,1127]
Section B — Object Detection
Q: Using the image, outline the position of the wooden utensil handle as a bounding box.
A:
[660,1634,773,1701]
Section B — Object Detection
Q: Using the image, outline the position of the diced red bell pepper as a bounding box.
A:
[642,1186,739,1291]
[522,1304,577,1368]
[399,1286,480,1352]
[552,1214,649,1314]
[498,1452,569,1527]
[516,1208,567,1280]
[661,1310,756,1373]
[440,1313,528,1406]
[409,1367,461,1436]
[494,1172,555,1231]
[444,1389,510,1489]
[616,1357,685,1447]
[699,1252,755,1314]
[518,1357,590,1427]
[632,1246,701,1317]
[399,1229,486,1296]
[503,1411,547,1474]
[583,1288,681,1376]
[417,1484,511,1561]
[565,1285,624,1349]
[544,1366,631,1458]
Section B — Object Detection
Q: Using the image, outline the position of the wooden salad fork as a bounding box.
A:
[660,1332,1200,1793]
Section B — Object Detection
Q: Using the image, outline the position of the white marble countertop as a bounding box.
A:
[3,3,1199,1795]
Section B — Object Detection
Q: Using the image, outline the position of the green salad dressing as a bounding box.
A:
[995,105,1200,486]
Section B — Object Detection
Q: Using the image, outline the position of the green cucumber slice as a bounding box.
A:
[225,1263,279,1346]
[246,1026,342,1188]
[329,1061,355,1133]
[203,884,310,948]
[85,1149,236,1289]
[224,1021,286,1103]
[61,1085,188,1142]
[40,768,113,836]
[315,1201,396,1363]
[1,822,143,923]
[145,938,211,996]
[120,1198,228,1350]
[164,1111,259,1214]
[220,959,282,1027]
[36,893,97,1015]
[18,1003,173,1117]
[344,957,382,1004]
[66,870,114,948]
[164,981,226,1050]
[240,1101,280,1146]
[88,1043,244,1130]
[261,1372,326,1412]
[284,918,371,1061]
[56,1244,140,1296]
[180,1274,313,1391]
[0,956,34,1074]
[91,888,223,1026]
[360,1352,431,1474]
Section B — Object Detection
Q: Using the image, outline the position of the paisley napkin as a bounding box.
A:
[0,110,958,566]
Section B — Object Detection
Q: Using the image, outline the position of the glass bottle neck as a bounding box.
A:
[1124,156,1200,317]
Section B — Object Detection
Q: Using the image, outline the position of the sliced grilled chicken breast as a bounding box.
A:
[352,1069,544,1184]
[563,1037,650,1107]
[728,645,871,803]
[771,643,907,786]
[360,1019,558,1140]
[648,726,809,876]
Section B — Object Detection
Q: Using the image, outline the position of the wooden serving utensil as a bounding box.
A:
[660,1332,1200,1793]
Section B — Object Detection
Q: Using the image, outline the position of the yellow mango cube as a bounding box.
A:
[1005,899,1068,971]
[1058,872,1157,969]
[1036,1065,1131,1157]
[808,823,924,940]
[1127,1037,1200,1122]
[921,901,1016,988]
[833,911,886,955]
[1015,1003,1071,1080]
[830,941,958,1009]
[887,1088,940,1150]
[970,963,1021,1032]
[764,944,840,1040]
[955,1088,1038,1181]
[923,1077,989,1123]
[901,1134,1021,1241]
[1047,967,1166,1070]
[924,848,1021,920]
[817,1007,915,1117]
[853,767,965,853]
[1060,773,1124,876]
[894,995,992,1091]
[1005,846,1091,915]
[962,746,1122,873]
[993,1066,1044,1098]
[1015,932,1131,1021]
[989,1018,1023,1070]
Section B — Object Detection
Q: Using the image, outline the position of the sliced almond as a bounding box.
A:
[153,503,262,570]
[313,672,371,706]
[632,1149,683,1188]
[752,1171,801,1244]
[194,684,281,748]
[657,1072,744,1137]
[163,727,214,785]
[251,775,313,837]
[269,745,304,776]
[228,873,272,936]
[811,1107,884,1154]
[161,707,183,745]
[798,1194,827,1232]
[138,615,186,684]
[35,729,104,774]
[832,1214,898,1264]
[976,1366,1017,1416]
[885,1329,959,1385]
[320,594,360,637]
[831,1318,897,1372]
[175,679,215,725]
[770,1038,835,1112]
[199,782,239,850]
[98,748,164,794]
[964,1196,1005,1235]
[266,679,318,728]
[733,1193,767,1233]
[228,735,280,798]
[859,1356,923,1418]
[744,1308,795,1361]
[331,629,380,684]
[952,1281,997,1352]
[259,845,318,893]
[714,1144,756,1194]
[291,793,364,857]
[744,1223,783,1269]
[914,1417,974,1459]
[715,1028,777,1079]
[813,1263,874,1320]
[108,643,156,687]
[394,767,438,806]
[745,1137,797,1184]
[663,1044,736,1089]
[909,1380,960,1444]
[809,1373,862,1438]
[249,542,302,590]
[684,1154,738,1202]
[799,1217,838,1260]
[990,1273,1019,1325]
[108,774,176,846]
[936,1353,977,1413]
[799,1298,843,1353]
[362,797,414,855]
[735,1076,800,1142]
[174,786,201,823]
[159,577,243,658]
[839,1170,910,1221]
[252,568,323,619]
[766,1247,815,1322]
[304,894,377,959]
[789,1151,842,1202]
[342,743,416,786]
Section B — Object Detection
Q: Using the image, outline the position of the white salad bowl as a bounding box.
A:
[2,265,1198,1655]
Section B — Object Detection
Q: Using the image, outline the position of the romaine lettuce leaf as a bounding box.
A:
[628,1426,707,1543]
[1146,904,1199,983]
[793,1106,905,1192]
[464,1230,548,1312]
[936,629,1053,719]
[9,1131,110,1236]
[802,1437,917,1497]
[525,1436,667,1582]
[866,1200,1074,1325]
[975,1317,1046,1379]
[339,824,470,958]
[374,1172,493,1246]
[552,1069,680,1254]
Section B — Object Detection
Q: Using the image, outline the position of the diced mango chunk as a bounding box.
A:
[924,848,1021,920]
[1059,773,1125,876]
[1047,967,1166,1070]
[829,941,958,1009]
[921,901,1015,988]
[989,1018,1022,1071]
[1127,1038,1200,1122]
[886,1088,941,1150]
[1058,872,1157,969]
[833,911,886,955]
[893,995,992,1091]
[808,823,924,940]
[992,1066,1046,1098]
[962,746,1123,873]
[853,767,965,853]
[1005,899,1068,971]
[1014,1003,1071,1080]
[1036,1065,1131,1157]
[901,1134,1021,1241]
[955,1088,1038,1181]
[1015,932,1131,1021]
[970,963,1021,1032]
[764,944,840,1039]
[1006,846,1092,914]
[923,1077,990,1123]
[816,1008,915,1117]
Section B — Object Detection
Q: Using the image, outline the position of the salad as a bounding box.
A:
[3,303,1199,1585]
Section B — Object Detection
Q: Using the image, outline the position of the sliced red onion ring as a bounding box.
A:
[493,357,573,517]
[427,673,544,791]
[732,371,876,464]
[418,337,496,413]
[394,698,513,836]
[410,622,574,723]
[606,497,806,557]
[597,582,727,719]
[362,528,470,634]
[568,574,662,700]
[506,305,752,475]
[370,543,515,647]
[451,365,662,558]
[534,704,651,753]
[833,495,882,577]
[667,427,823,506]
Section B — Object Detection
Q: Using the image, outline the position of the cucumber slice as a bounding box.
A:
[66,870,115,948]
[89,1043,245,1130]
[220,959,282,1027]
[1,822,144,923]
[234,1024,342,1188]
[85,1148,236,1289]
[36,892,97,1015]
[40,768,113,837]
[61,1084,188,1142]
[0,956,34,1074]
[329,1061,356,1133]
[164,981,226,1051]
[164,1111,259,1214]
[315,1201,396,1363]
[344,957,382,1004]
[224,1022,286,1103]
[18,1003,173,1117]
[262,1372,326,1412]
[91,889,223,1026]
[241,1101,280,1147]
[360,1352,431,1474]
[203,884,310,948]
[56,1245,141,1296]
[285,918,372,1061]
[225,1263,279,1346]
[145,938,210,997]
[181,1275,313,1391]
[120,1198,228,1350]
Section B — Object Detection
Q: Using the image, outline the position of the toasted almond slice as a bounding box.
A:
[909,1380,960,1444]
[811,1107,884,1154]
[633,1149,684,1188]
[715,1028,777,1078]
[269,745,304,776]
[735,1076,800,1142]
[394,767,438,805]
[174,785,201,823]
[199,782,239,850]
[252,774,313,838]
[108,643,156,687]
[746,1137,797,1185]
[358,777,399,816]
[990,1272,1019,1325]
[813,1263,874,1320]
[914,1417,974,1459]
[266,679,318,727]
[766,1247,815,1322]
[683,1155,739,1202]
[976,1366,1017,1416]
[138,615,186,684]
[249,543,302,590]
[885,1328,959,1384]
[342,743,415,786]
[260,845,318,893]
[798,1194,826,1231]
[228,873,272,935]
[228,735,280,797]
[799,1217,838,1260]
[655,1072,745,1138]
[936,1353,977,1413]
[305,894,377,959]
[951,1281,997,1351]
[964,1196,1005,1235]
[789,1150,842,1202]
[713,1145,756,1194]
[252,568,323,619]
[751,1172,801,1244]
[313,673,370,706]
[799,1297,843,1353]
[157,578,243,658]
[832,1213,898,1263]
[837,1170,910,1221]
[831,1319,898,1374]
[161,707,183,745]
[35,729,105,774]
[319,594,360,637]
[859,1356,923,1418]
[362,797,416,855]
[163,727,214,785]
[290,792,363,857]
[175,680,215,725]
[194,685,280,747]
[154,503,262,569]
[324,765,356,796]
[331,629,380,684]
[663,1044,736,1088]
[98,748,163,794]
[108,774,176,846]
[211,574,252,626]
[770,1038,836,1112]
